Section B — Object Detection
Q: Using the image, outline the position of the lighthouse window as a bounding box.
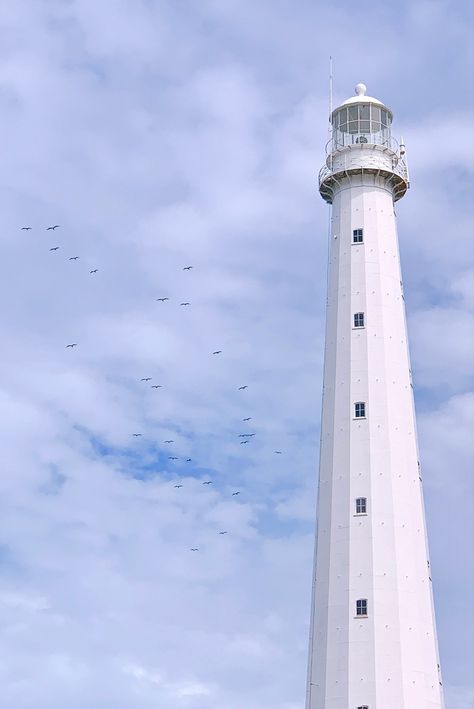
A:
[356,497,367,514]
[348,105,358,121]
[353,228,363,243]
[357,706,369,709]
[354,312,365,328]
[354,402,366,418]
[356,599,368,616]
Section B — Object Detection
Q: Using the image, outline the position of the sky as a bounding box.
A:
[0,1,473,708]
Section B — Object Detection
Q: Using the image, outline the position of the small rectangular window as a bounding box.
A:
[354,312,365,328]
[357,706,369,709]
[353,228,363,243]
[354,402,366,418]
[356,497,367,514]
[356,599,368,616]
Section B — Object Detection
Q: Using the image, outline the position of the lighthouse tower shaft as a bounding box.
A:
[306,85,444,709]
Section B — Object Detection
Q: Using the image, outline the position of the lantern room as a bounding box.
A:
[331,83,393,151]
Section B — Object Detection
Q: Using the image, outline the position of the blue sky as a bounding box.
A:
[0,1,473,707]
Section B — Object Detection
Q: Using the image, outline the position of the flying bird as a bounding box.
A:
[21,227,32,231]
[186,458,192,462]
[183,266,193,271]
[212,351,222,355]
[238,385,248,390]
[174,484,183,489]
[275,450,283,454]
[232,491,241,496]
[238,433,255,438]
[240,440,249,445]
[151,385,162,389]
[190,548,199,552]
[69,256,79,261]
[243,417,252,422]
[180,302,190,306]
[49,247,60,251]
[65,343,77,348]
[202,481,212,485]
[141,377,152,382]
[168,456,178,460]
[90,269,98,274]
[46,225,60,230]
[164,440,174,444]
[218,531,228,535]
[156,297,169,302]
[132,433,142,437]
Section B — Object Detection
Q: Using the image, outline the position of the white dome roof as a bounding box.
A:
[334,83,392,116]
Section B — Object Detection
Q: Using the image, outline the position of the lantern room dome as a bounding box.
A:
[334,83,392,118]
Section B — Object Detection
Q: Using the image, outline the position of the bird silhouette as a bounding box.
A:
[275,450,283,454]
[49,247,60,251]
[239,433,255,438]
[240,440,249,445]
[183,266,193,271]
[219,531,228,535]
[174,484,183,489]
[180,302,190,306]
[69,256,79,261]
[151,385,162,389]
[243,417,252,422]
[46,225,60,230]
[238,385,248,390]
[190,548,199,552]
[164,440,174,444]
[65,343,77,348]
[202,481,212,485]
[132,433,142,437]
[90,269,98,274]
[232,491,241,496]
[21,227,32,231]
[168,456,178,460]
[186,458,192,462]
[156,297,169,302]
[141,377,152,382]
[212,351,222,355]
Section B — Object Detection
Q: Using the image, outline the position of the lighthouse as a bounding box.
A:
[306,84,444,709]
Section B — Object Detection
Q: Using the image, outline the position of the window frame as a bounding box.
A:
[355,497,367,515]
[352,228,364,244]
[354,401,366,419]
[356,598,368,617]
[354,312,365,328]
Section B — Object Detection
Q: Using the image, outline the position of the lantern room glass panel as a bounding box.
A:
[331,103,392,150]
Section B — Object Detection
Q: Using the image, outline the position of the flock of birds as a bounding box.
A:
[22,224,286,553]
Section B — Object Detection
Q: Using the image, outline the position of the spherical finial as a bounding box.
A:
[355,83,367,96]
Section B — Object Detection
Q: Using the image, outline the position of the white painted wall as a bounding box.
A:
[306,158,444,708]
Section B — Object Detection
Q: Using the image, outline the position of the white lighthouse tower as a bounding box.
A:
[306,84,444,709]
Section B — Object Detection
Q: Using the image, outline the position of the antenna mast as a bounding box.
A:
[328,56,333,171]
[329,56,333,120]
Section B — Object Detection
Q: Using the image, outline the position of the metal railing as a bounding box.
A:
[318,146,409,203]
[319,148,408,186]
[325,133,400,155]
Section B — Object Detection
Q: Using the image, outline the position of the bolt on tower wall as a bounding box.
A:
[306,84,444,709]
